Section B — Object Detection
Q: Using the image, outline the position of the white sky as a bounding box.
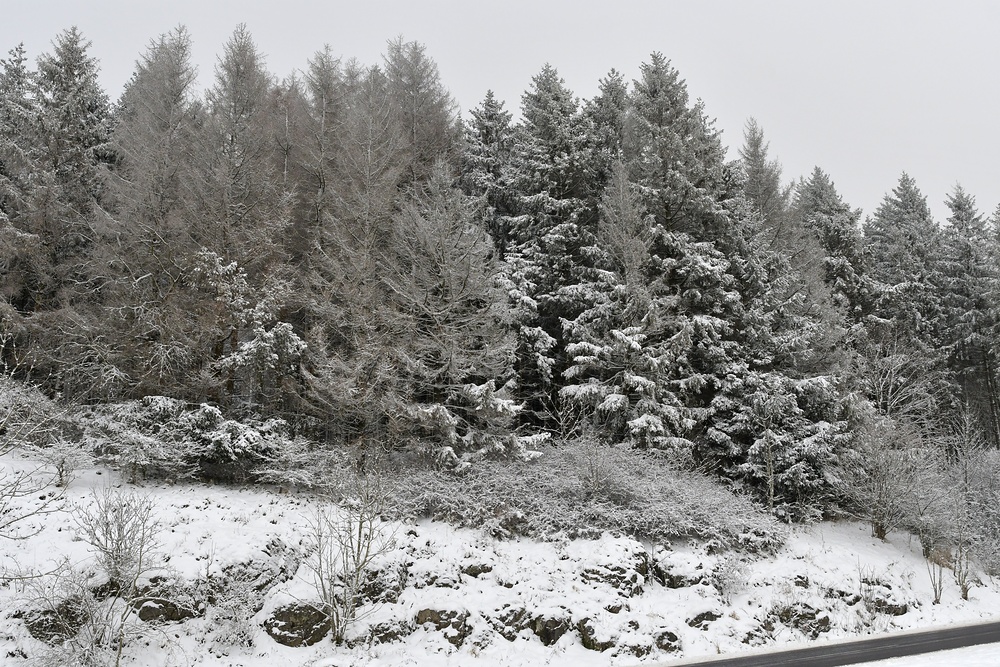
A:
[4,0,998,223]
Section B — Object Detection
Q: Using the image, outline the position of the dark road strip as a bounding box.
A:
[661,621,1000,667]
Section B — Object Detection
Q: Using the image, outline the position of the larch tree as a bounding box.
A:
[384,37,461,185]
[104,26,204,398]
[189,24,300,409]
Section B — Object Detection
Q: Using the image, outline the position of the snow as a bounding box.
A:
[1,451,998,666]
[851,643,1000,666]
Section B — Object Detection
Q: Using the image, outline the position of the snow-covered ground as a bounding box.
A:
[1,454,998,666]
[852,643,1000,667]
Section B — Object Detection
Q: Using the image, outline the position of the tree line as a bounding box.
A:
[1,25,999,527]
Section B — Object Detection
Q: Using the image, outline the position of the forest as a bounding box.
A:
[1,23,999,578]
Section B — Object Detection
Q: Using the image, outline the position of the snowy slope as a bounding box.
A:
[0,455,998,666]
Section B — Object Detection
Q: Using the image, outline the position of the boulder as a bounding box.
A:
[774,602,831,639]
[576,617,615,652]
[263,603,330,647]
[687,610,722,629]
[654,628,681,652]
[21,597,89,643]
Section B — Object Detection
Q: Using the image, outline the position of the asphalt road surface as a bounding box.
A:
[661,621,1000,667]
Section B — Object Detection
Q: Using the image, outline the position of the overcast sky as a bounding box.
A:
[5,0,998,223]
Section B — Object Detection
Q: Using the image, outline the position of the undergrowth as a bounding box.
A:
[386,443,785,552]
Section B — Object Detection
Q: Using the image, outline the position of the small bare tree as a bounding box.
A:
[840,417,939,540]
[74,490,161,666]
[305,469,395,644]
[926,546,948,605]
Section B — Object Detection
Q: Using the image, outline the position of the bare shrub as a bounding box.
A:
[23,493,168,667]
[925,546,949,605]
[714,554,751,604]
[27,437,93,487]
[203,567,262,649]
[0,376,65,545]
[74,490,160,587]
[839,418,937,540]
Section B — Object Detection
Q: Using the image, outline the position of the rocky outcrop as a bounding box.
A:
[415,608,473,647]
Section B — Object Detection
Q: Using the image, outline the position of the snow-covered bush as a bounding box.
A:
[79,397,307,483]
[26,437,92,487]
[390,443,785,551]
[74,489,160,587]
[0,375,66,540]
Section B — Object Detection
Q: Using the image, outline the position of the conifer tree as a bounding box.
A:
[384,166,534,466]
[0,44,44,315]
[864,174,942,339]
[861,173,951,440]
[585,69,628,191]
[940,186,999,444]
[624,53,729,243]
[103,27,203,397]
[384,37,460,184]
[505,64,603,429]
[461,90,518,259]
[188,25,298,407]
[34,27,110,219]
[793,168,868,321]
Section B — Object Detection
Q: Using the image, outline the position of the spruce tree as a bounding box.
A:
[461,90,518,259]
[864,173,944,347]
[793,167,868,321]
[940,186,999,444]
[505,64,603,429]
[861,173,951,440]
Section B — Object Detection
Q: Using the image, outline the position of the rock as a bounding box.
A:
[581,564,644,597]
[604,601,625,614]
[491,605,529,641]
[22,597,89,643]
[361,557,408,604]
[531,613,570,646]
[213,538,300,608]
[825,588,862,606]
[617,640,652,657]
[653,629,680,652]
[461,563,494,578]
[415,608,472,648]
[368,618,416,644]
[581,547,649,597]
[652,549,706,588]
[686,610,722,629]
[263,603,330,647]
[577,617,615,652]
[132,597,199,623]
[774,602,831,639]
[869,598,908,616]
[793,575,810,588]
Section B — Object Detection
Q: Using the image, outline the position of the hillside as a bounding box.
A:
[1,451,998,667]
